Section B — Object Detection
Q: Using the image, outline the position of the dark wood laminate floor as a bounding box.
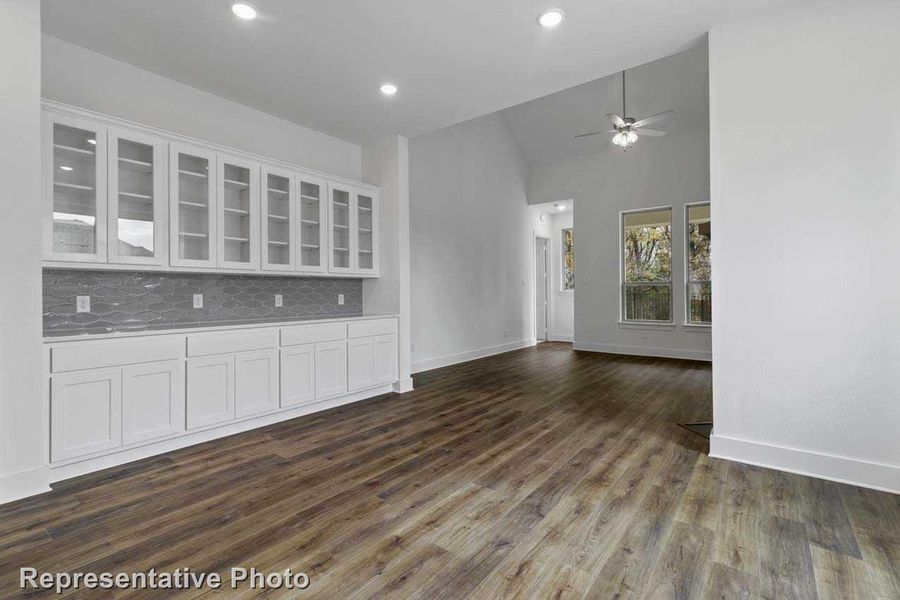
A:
[1,343,898,599]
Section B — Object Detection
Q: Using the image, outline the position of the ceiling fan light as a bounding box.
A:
[626,130,638,144]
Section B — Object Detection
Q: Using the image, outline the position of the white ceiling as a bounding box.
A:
[502,42,709,166]
[41,0,799,145]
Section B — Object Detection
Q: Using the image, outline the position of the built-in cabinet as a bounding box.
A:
[42,105,380,277]
[46,317,398,471]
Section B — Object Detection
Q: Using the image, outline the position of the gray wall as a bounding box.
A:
[410,112,537,372]
[44,270,362,335]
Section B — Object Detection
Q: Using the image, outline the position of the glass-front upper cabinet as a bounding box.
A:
[328,183,354,274]
[217,155,259,270]
[261,165,294,271]
[43,114,108,262]
[170,143,216,268]
[355,190,379,276]
[107,129,167,265]
[297,175,328,273]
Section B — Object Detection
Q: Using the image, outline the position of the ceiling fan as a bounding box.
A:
[575,70,674,150]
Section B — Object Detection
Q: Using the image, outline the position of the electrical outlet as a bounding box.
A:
[338,294,345,306]
[275,294,283,308]
[193,294,203,309]
[76,296,91,313]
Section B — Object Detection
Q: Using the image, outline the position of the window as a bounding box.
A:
[622,207,672,322]
[561,227,574,291]
[686,203,711,324]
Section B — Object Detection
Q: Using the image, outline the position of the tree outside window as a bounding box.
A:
[562,228,574,291]
[622,208,672,321]
[687,204,711,324]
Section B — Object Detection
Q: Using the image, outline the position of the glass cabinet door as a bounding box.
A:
[170,144,216,267]
[44,115,107,262]
[297,175,327,273]
[261,166,294,271]
[108,129,167,265]
[355,190,378,275]
[328,184,353,273]
[217,155,259,269]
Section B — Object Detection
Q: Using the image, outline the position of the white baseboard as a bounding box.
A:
[573,341,711,361]
[412,339,536,374]
[393,376,414,393]
[0,466,51,505]
[548,333,574,342]
[48,384,395,484]
[710,434,900,494]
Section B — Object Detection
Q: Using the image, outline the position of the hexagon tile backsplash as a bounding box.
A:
[43,270,363,335]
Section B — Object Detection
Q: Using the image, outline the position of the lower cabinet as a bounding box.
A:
[122,360,184,444]
[280,344,315,408]
[51,368,123,462]
[348,334,398,392]
[315,340,347,399]
[234,349,279,418]
[186,354,235,430]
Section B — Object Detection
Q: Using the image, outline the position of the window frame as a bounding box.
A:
[619,206,674,325]
[560,226,574,294]
[684,201,711,327]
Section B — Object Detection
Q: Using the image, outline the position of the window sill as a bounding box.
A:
[618,321,676,331]
[683,323,711,330]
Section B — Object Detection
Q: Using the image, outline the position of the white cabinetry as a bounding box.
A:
[186,354,234,429]
[348,337,374,392]
[217,154,259,270]
[122,360,184,444]
[51,368,122,462]
[261,165,295,271]
[170,143,216,267]
[297,175,328,273]
[372,334,398,386]
[315,341,348,399]
[347,319,397,392]
[43,113,108,263]
[280,344,315,408]
[235,349,279,418]
[108,128,168,266]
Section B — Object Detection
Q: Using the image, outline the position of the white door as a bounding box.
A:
[315,341,347,399]
[186,355,234,429]
[234,349,278,418]
[281,345,316,408]
[261,165,295,271]
[170,143,216,268]
[217,154,260,270]
[43,112,108,263]
[347,337,374,392]
[107,128,168,266]
[122,360,184,444]
[51,368,122,462]
[372,334,398,386]
[535,237,549,341]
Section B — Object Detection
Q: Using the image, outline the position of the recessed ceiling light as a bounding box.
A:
[231,3,257,20]
[380,83,398,96]
[60,165,73,171]
[538,9,565,28]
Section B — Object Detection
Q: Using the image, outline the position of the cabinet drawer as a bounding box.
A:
[281,323,346,346]
[51,337,183,373]
[348,319,396,339]
[187,329,277,357]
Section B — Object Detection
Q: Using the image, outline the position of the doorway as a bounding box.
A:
[535,236,550,341]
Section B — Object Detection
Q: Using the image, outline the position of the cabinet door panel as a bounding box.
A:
[235,349,278,418]
[43,112,108,263]
[217,154,259,270]
[170,143,216,267]
[315,341,347,400]
[373,334,398,386]
[297,175,328,273]
[347,337,374,392]
[328,183,354,274]
[280,345,315,408]
[122,360,184,444]
[261,165,295,271]
[355,189,379,275]
[51,368,122,462]
[108,128,168,266]
[186,355,234,429]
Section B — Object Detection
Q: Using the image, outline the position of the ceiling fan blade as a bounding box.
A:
[635,128,666,137]
[574,131,607,139]
[607,113,626,127]
[631,110,675,129]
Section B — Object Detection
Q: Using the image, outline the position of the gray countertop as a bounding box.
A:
[43,313,397,342]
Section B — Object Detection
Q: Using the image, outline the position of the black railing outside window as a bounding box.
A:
[624,282,671,322]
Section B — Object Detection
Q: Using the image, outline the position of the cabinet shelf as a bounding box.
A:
[119,191,153,201]
[224,207,249,216]
[54,181,94,193]
[301,243,321,249]
[179,232,208,239]
[300,219,320,226]
[178,169,208,179]
[359,227,372,233]
[225,236,249,243]
[333,224,348,230]
[54,144,95,158]
[267,187,289,196]
[332,201,349,208]
[333,247,349,252]
[358,207,372,213]
[359,250,373,254]
[119,157,153,174]
[268,240,289,247]
[179,201,207,209]
[224,179,249,189]
[300,195,320,202]
[268,214,289,222]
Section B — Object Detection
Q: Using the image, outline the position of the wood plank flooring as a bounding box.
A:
[1,342,897,599]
